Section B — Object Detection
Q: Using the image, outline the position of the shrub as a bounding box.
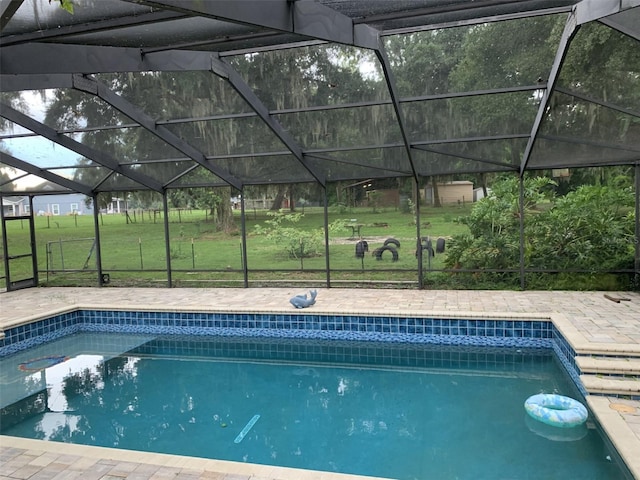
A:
[445,176,635,282]
[253,210,348,259]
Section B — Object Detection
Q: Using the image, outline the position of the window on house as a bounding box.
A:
[51,204,60,215]
[70,203,79,213]
[24,204,30,214]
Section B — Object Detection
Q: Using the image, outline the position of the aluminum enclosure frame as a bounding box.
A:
[0,0,638,289]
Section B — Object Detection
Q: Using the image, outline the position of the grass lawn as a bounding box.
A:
[0,204,472,288]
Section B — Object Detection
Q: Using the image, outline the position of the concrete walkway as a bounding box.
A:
[1,287,639,479]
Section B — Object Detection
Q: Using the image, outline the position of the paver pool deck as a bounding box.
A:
[1,287,639,479]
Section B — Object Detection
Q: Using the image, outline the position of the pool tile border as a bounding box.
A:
[1,309,555,354]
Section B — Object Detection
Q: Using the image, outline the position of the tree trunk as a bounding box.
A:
[480,172,489,198]
[215,187,236,233]
[288,184,295,211]
[432,176,442,207]
[270,185,287,210]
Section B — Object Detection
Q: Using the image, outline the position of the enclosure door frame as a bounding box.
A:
[0,195,39,291]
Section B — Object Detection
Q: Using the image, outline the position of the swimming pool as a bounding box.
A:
[0,310,632,479]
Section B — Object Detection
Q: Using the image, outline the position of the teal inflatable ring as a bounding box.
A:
[525,394,588,428]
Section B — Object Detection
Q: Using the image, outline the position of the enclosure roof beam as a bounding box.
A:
[1,10,187,47]
[378,5,574,36]
[212,56,326,186]
[0,44,218,75]
[539,134,640,153]
[413,145,518,170]
[0,0,22,31]
[72,74,243,190]
[124,0,380,50]
[599,8,640,41]
[0,102,165,193]
[304,153,412,176]
[0,152,93,195]
[374,41,419,183]
[574,0,640,25]
[412,134,531,146]
[163,164,200,189]
[0,73,74,91]
[520,10,578,175]
[357,0,572,26]
[554,86,640,119]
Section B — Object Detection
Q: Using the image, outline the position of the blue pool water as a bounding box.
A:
[0,333,627,479]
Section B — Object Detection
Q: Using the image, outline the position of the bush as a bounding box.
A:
[253,210,348,259]
[445,176,635,282]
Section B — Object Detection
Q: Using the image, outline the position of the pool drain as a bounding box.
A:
[609,403,636,414]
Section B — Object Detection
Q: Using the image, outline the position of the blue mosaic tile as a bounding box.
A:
[0,309,575,389]
[2,311,559,351]
[0,324,80,356]
[550,325,586,397]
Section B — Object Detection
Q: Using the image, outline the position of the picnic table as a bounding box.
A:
[348,223,364,239]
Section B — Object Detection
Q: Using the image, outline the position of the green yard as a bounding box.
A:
[0,204,472,288]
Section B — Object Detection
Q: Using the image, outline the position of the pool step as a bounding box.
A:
[577,356,640,396]
[577,356,640,376]
[580,375,640,396]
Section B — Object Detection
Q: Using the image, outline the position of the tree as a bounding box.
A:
[384,17,563,180]
[445,174,556,270]
[527,183,635,272]
[52,0,73,14]
[270,185,288,211]
[546,22,640,155]
[254,210,347,259]
[0,166,15,191]
[445,174,635,286]
[1,92,28,192]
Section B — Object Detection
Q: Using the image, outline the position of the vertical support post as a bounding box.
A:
[519,174,526,290]
[46,241,51,281]
[0,193,9,288]
[28,195,38,285]
[92,193,104,286]
[635,163,640,288]
[162,191,172,287]
[415,177,423,289]
[240,190,249,288]
[59,238,65,270]
[323,186,331,288]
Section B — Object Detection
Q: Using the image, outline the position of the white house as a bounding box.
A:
[2,181,94,217]
[1,196,28,216]
[423,181,474,206]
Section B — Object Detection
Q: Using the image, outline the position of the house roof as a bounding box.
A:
[1,0,639,195]
[1,196,26,205]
